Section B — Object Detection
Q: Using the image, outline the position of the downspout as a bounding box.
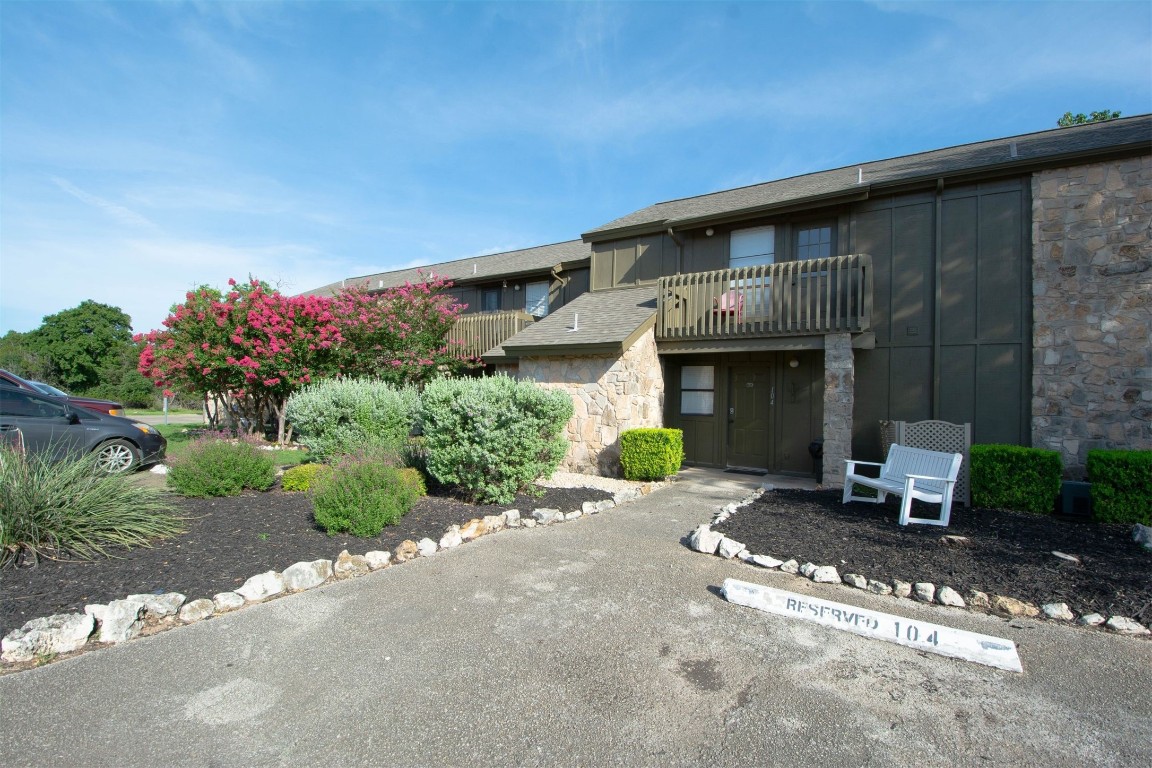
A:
[550,263,569,306]
[932,177,944,417]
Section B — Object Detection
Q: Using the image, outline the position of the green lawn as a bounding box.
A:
[124,408,203,417]
[157,424,309,467]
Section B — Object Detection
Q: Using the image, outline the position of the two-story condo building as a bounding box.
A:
[309,115,1151,485]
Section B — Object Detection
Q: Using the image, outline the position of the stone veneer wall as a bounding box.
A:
[1031,155,1152,477]
[822,333,854,488]
[518,329,665,476]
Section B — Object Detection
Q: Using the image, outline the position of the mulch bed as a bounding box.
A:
[0,485,610,638]
[712,488,1151,623]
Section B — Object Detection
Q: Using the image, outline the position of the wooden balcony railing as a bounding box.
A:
[448,310,536,358]
[657,254,873,340]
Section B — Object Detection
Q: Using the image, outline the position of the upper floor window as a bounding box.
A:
[524,281,549,317]
[730,225,775,270]
[481,288,500,312]
[796,223,834,260]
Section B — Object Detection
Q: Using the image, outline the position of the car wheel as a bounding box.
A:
[93,439,140,473]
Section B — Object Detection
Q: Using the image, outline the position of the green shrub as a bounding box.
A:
[620,428,684,480]
[396,467,428,497]
[281,463,332,492]
[0,445,181,565]
[420,375,573,504]
[970,444,1062,514]
[285,378,418,462]
[310,456,421,537]
[1087,449,1152,525]
[166,433,278,497]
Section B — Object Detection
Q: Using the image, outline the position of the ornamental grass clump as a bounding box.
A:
[310,451,424,537]
[0,445,182,566]
[420,375,572,504]
[166,431,278,497]
[284,378,419,463]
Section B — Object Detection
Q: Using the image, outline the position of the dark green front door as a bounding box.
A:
[727,365,771,469]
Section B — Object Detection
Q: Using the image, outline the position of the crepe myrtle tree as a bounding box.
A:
[137,276,476,444]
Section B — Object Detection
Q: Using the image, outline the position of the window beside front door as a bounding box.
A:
[680,365,715,416]
[481,288,500,312]
[524,281,549,317]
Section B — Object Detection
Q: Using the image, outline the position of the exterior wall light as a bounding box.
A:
[705,228,715,236]
[789,357,800,368]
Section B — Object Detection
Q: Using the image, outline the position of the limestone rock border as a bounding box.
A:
[690,490,1151,639]
[2,484,658,669]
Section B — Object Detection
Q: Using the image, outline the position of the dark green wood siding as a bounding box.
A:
[850,179,1029,458]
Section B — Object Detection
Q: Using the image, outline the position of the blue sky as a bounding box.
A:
[2,0,1149,335]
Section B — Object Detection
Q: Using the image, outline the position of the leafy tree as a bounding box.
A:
[1057,110,1121,127]
[138,276,475,444]
[0,331,52,381]
[29,301,133,391]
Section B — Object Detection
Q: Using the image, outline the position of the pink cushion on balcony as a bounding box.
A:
[714,291,743,314]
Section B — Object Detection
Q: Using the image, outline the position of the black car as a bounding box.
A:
[0,387,166,472]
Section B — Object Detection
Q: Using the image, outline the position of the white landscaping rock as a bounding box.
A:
[91,599,146,644]
[811,566,841,584]
[459,519,486,540]
[532,508,562,525]
[1041,602,1075,621]
[581,501,601,515]
[1105,616,1150,636]
[563,510,582,521]
[717,537,746,559]
[967,590,991,610]
[236,570,287,601]
[365,551,391,570]
[913,583,937,603]
[689,525,723,555]
[283,560,333,591]
[178,599,215,623]
[482,514,506,532]
[1133,524,1152,550]
[1079,613,1106,626]
[779,560,800,575]
[842,573,867,589]
[2,613,95,662]
[990,595,1040,618]
[334,551,370,578]
[936,587,966,608]
[798,562,818,578]
[522,519,537,528]
[213,592,245,612]
[125,593,186,618]
[504,509,521,527]
[892,580,913,599]
[439,528,464,550]
[150,464,169,474]
[745,554,784,569]
[417,538,439,557]
[867,580,893,596]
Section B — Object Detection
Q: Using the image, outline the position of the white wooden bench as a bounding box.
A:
[842,444,963,526]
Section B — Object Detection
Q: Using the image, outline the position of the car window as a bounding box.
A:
[0,390,68,418]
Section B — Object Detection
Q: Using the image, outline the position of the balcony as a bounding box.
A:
[656,254,872,341]
[448,310,537,359]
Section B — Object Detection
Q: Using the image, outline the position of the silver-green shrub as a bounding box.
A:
[285,378,419,462]
[420,375,573,504]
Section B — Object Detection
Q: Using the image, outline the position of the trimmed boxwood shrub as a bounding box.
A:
[969,444,1062,514]
[310,456,424,537]
[420,375,573,504]
[620,428,684,481]
[1087,449,1152,525]
[284,378,418,463]
[167,435,278,497]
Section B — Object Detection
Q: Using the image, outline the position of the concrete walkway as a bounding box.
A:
[2,471,1149,767]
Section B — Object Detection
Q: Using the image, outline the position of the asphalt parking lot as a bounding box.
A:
[2,470,1149,767]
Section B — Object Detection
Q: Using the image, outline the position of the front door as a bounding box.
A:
[727,365,772,469]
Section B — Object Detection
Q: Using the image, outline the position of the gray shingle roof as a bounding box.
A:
[499,285,657,357]
[303,240,591,297]
[583,115,1152,239]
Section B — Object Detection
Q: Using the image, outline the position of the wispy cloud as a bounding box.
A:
[50,176,158,230]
